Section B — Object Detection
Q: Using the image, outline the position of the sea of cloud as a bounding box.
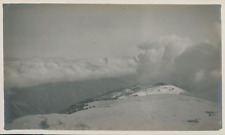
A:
[4,35,221,102]
[4,57,139,89]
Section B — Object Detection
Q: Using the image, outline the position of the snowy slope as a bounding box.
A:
[6,84,222,130]
[93,83,189,101]
[129,85,188,97]
[6,95,221,130]
[59,83,189,114]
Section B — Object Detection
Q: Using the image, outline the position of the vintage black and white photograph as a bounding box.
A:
[3,4,222,130]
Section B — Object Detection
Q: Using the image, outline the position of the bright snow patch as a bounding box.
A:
[131,85,188,97]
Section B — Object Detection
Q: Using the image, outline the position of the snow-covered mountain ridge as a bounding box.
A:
[97,83,188,100]
[61,83,189,114]
[123,84,188,98]
[6,83,221,130]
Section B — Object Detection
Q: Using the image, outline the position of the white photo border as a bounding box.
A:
[0,0,224,134]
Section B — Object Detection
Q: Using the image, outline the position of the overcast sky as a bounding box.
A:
[3,4,221,103]
[4,4,220,60]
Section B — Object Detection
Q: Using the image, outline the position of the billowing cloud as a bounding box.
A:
[4,57,138,89]
[4,34,221,103]
[172,42,221,102]
[137,35,193,81]
[137,35,221,103]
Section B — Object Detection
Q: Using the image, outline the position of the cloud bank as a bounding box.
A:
[137,35,193,80]
[4,35,221,103]
[137,35,221,102]
[4,57,138,89]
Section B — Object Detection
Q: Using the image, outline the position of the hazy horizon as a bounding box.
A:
[4,4,221,102]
